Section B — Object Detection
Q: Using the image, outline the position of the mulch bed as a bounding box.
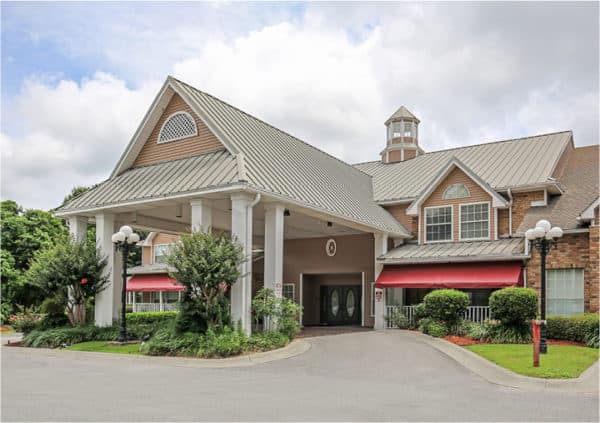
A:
[547,339,585,347]
[0,326,12,332]
[443,335,585,347]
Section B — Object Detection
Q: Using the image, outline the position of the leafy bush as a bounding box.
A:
[251,288,302,339]
[23,323,165,348]
[421,289,469,326]
[144,327,204,356]
[38,297,70,330]
[386,308,410,329]
[7,309,42,333]
[419,318,448,338]
[450,319,478,337]
[126,311,178,326]
[489,288,537,328]
[585,332,599,349]
[546,314,599,348]
[414,303,427,321]
[246,331,289,351]
[467,320,531,344]
[199,327,245,358]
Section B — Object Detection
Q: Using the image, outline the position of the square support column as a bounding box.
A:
[94,213,122,327]
[190,199,212,233]
[264,203,285,298]
[67,216,88,243]
[374,233,388,330]
[230,193,256,335]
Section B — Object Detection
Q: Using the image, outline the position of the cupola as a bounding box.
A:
[381,106,421,163]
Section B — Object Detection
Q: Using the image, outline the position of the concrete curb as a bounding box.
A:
[399,330,599,393]
[1,338,311,369]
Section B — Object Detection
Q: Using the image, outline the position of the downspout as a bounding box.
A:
[507,188,514,236]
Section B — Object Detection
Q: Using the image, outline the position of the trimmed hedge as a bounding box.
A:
[126,311,178,326]
[422,289,469,326]
[489,288,537,327]
[546,314,599,347]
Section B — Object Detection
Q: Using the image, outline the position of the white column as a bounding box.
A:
[230,192,255,335]
[94,213,121,327]
[190,199,212,233]
[132,290,136,312]
[264,203,285,298]
[68,216,88,243]
[159,291,164,312]
[374,233,388,330]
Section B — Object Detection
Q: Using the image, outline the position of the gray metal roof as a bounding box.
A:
[379,238,527,264]
[171,78,408,236]
[356,131,572,203]
[59,77,408,236]
[59,150,239,211]
[386,106,420,124]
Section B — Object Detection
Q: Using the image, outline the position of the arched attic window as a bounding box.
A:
[443,183,470,200]
[158,111,198,143]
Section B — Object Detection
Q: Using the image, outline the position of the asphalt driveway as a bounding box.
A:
[2,331,598,421]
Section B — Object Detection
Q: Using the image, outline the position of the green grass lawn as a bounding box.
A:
[466,344,599,378]
[67,341,143,355]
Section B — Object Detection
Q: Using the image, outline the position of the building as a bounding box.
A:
[56,76,599,332]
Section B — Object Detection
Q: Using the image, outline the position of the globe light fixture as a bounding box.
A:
[112,225,141,343]
[527,219,563,354]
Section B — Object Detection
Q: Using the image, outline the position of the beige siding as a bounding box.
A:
[133,94,225,167]
[421,167,495,242]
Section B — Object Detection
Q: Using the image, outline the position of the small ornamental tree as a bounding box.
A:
[166,231,245,334]
[26,237,109,326]
[489,287,538,328]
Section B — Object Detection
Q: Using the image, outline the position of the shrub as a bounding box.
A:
[467,320,531,344]
[38,297,70,330]
[450,319,478,337]
[489,288,537,328]
[386,309,410,329]
[413,303,427,321]
[546,314,599,347]
[251,288,302,339]
[421,289,469,327]
[126,311,178,326]
[420,318,448,338]
[8,310,42,333]
[199,327,245,358]
[144,327,204,356]
[246,331,289,351]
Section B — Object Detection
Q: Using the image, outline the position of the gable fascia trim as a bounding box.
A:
[406,157,508,215]
[578,197,599,221]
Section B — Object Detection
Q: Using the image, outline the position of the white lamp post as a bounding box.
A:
[112,225,140,342]
[525,219,563,354]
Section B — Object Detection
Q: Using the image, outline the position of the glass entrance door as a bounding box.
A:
[320,285,361,325]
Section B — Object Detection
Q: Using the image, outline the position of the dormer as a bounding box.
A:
[381,106,421,163]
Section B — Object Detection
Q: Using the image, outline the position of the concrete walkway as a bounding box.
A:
[2,330,598,421]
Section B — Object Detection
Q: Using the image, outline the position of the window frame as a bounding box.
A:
[157,111,198,144]
[153,243,172,264]
[282,283,295,301]
[459,201,491,241]
[546,268,585,316]
[443,183,471,200]
[424,205,453,243]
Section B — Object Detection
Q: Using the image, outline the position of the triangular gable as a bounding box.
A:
[579,197,599,221]
[111,77,238,177]
[406,157,508,215]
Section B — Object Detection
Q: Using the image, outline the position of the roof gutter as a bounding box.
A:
[377,254,530,265]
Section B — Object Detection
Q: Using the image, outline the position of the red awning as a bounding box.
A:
[375,262,523,289]
[126,274,184,292]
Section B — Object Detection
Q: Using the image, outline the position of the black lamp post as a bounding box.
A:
[111,225,140,343]
[525,219,563,354]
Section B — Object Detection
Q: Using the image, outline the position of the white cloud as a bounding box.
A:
[1,3,597,210]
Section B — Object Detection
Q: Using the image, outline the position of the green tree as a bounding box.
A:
[166,231,245,333]
[26,237,110,325]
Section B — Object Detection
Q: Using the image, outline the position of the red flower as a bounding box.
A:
[81,278,88,285]
[218,281,228,292]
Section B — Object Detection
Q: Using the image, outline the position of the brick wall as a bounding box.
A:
[526,231,598,313]
[509,191,545,233]
[385,204,418,236]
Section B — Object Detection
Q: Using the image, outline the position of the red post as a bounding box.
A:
[532,320,541,367]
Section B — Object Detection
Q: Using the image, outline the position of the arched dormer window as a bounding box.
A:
[158,111,198,143]
[443,183,470,200]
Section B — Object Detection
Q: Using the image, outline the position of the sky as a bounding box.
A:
[1,1,598,211]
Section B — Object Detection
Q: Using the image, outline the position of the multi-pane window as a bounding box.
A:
[460,203,489,240]
[547,269,584,316]
[282,284,295,301]
[154,244,171,263]
[403,121,414,137]
[425,206,452,242]
[443,183,470,200]
[388,122,403,139]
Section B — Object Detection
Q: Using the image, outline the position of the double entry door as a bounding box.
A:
[320,285,361,325]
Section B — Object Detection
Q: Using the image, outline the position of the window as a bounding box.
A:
[385,288,403,306]
[443,183,471,200]
[403,121,413,137]
[158,112,198,143]
[154,244,172,264]
[370,282,375,317]
[547,269,584,316]
[460,203,490,240]
[388,122,403,139]
[425,206,452,242]
[282,283,295,301]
